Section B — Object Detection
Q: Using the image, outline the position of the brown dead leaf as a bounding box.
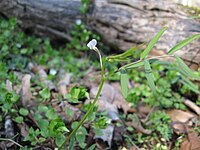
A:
[113,126,126,147]
[90,82,131,114]
[130,147,136,150]
[126,114,151,135]
[19,74,32,106]
[167,110,196,126]
[17,123,29,137]
[137,102,152,116]
[94,125,114,148]
[28,62,56,91]
[52,101,81,124]
[83,67,101,88]
[180,128,200,150]
[57,72,72,97]
[0,141,14,149]
[167,109,197,135]
[6,80,13,92]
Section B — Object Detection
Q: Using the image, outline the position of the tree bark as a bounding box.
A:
[0,0,82,41]
[0,0,199,68]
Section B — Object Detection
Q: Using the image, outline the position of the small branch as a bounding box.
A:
[183,99,200,115]
[124,135,140,150]
[142,105,156,123]
[0,137,23,148]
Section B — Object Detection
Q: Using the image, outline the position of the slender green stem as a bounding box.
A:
[94,47,103,72]
[58,76,105,149]
[59,46,105,149]
[118,54,174,71]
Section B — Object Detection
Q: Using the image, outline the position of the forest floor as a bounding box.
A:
[0,17,200,150]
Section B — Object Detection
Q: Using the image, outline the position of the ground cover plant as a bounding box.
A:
[0,16,200,150]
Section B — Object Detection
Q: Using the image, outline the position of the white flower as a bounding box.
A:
[87,39,97,50]
[75,19,82,25]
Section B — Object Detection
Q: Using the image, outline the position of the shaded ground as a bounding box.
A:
[0,17,200,150]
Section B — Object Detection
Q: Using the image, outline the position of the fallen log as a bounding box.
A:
[0,0,199,68]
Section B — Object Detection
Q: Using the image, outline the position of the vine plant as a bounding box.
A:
[59,27,200,149]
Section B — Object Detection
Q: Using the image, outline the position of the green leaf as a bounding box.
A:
[175,56,200,80]
[107,44,144,61]
[144,60,156,94]
[19,108,29,116]
[65,106,74,117]
[46,108,57,120]
[95,116,108,129]
[140,27,167,59]
[71,121,79,129]
[120,69,128,98]
[38,105,48,112]
[123,61,144,70]
[87,144,96,150]
[93,127,103,136]
[15,116,23,123]
[55,133,66,147]
[180,75,199,94]
[39,88,50,99]
[75,127,87,148]
[168,34,200,55]
[69,136,75,150]
[37,119,49,131]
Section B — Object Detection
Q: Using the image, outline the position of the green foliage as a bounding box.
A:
[148,111,173,140]
[180,74,199,94]
[14,116,24,123]
[0,83,19,112]
[0,17,103,149]
[27,105,70,147]
[155,79,186,109]
[87,144,96,150]
[196,97,200,106]
[125,61,144,70]
[39,88,51,100]
[168,34,200,55]
[71,122,88,149]
[127,63,187,109]
[65,86,90,103]
[24,128,40,145]
[140,27,167,59]
[19,108,29,116]
[175,56,200,80]
[120,69,128,98]
[81,0,90,14]
[94,116,108,129]
[127,84,151,106]
[144,60,156,94]
[1,17,199,149]
[0,17,42,61]
[107,44,144,62]
[66,22,100,53]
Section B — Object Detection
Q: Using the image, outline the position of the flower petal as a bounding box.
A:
[87,39,97,49]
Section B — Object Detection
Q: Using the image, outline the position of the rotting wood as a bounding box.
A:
[0,0,199,68]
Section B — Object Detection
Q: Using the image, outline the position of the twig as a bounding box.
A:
[0,137,23,148]
[183,99,200,115]
[124,135,140,150]
[142,104,156,123]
